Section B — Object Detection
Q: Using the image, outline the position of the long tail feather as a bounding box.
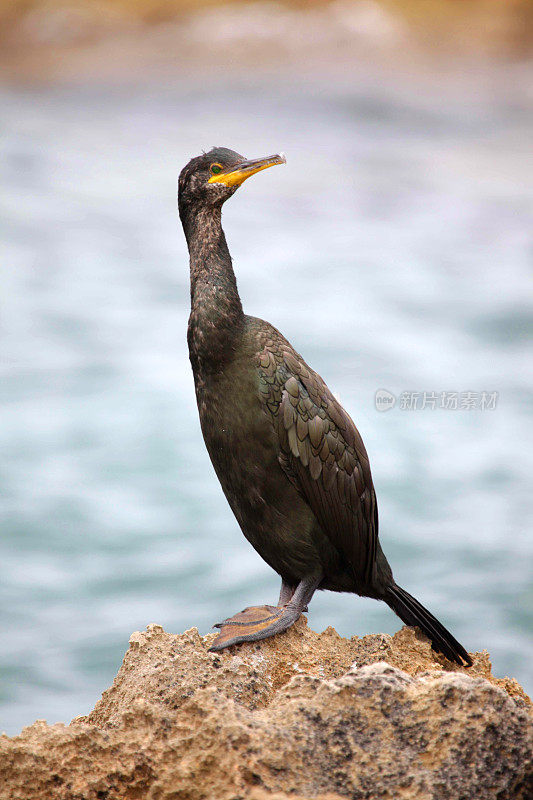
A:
[385,584,472,666]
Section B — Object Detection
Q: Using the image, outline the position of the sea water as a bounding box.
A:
[1,69,532,733]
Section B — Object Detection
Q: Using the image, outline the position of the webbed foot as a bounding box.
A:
[208,574,322,652]
[209,603,299,651]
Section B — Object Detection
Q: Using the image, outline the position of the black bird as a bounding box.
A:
[179,147,472,666]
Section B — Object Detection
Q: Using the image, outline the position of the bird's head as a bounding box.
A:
[178,147,286,216]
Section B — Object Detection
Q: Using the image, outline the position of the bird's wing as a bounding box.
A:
[257,337,378,587]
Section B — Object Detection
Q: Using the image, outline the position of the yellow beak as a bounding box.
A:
[208,153,286,187]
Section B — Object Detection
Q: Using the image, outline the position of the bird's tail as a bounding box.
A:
[385,584,472,666]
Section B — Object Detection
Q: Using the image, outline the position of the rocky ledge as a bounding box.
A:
[1,619,531,800]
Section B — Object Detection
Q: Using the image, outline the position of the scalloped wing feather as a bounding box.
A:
[257,337,378,587]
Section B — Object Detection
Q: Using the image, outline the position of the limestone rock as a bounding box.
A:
[0,619,531,800]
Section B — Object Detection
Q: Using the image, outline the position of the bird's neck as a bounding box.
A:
[182,204,244,371]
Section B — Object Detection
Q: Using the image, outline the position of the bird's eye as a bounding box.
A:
[210,163,223,175]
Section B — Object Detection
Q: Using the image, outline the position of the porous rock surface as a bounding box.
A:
[1,619,531,800]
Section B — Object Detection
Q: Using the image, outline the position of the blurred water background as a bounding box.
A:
[1,1,532,735]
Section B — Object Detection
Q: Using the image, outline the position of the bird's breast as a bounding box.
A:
[195,359,276,483]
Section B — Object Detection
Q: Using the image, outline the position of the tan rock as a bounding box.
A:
[0,619,531,800]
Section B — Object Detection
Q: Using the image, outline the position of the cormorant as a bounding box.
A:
[178,147,472,667]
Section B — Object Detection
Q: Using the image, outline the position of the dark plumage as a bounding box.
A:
[179,146,472,666]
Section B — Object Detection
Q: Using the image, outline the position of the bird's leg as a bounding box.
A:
[209,573,322,652]
[278,579,296,606]
[278,579,308,612]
